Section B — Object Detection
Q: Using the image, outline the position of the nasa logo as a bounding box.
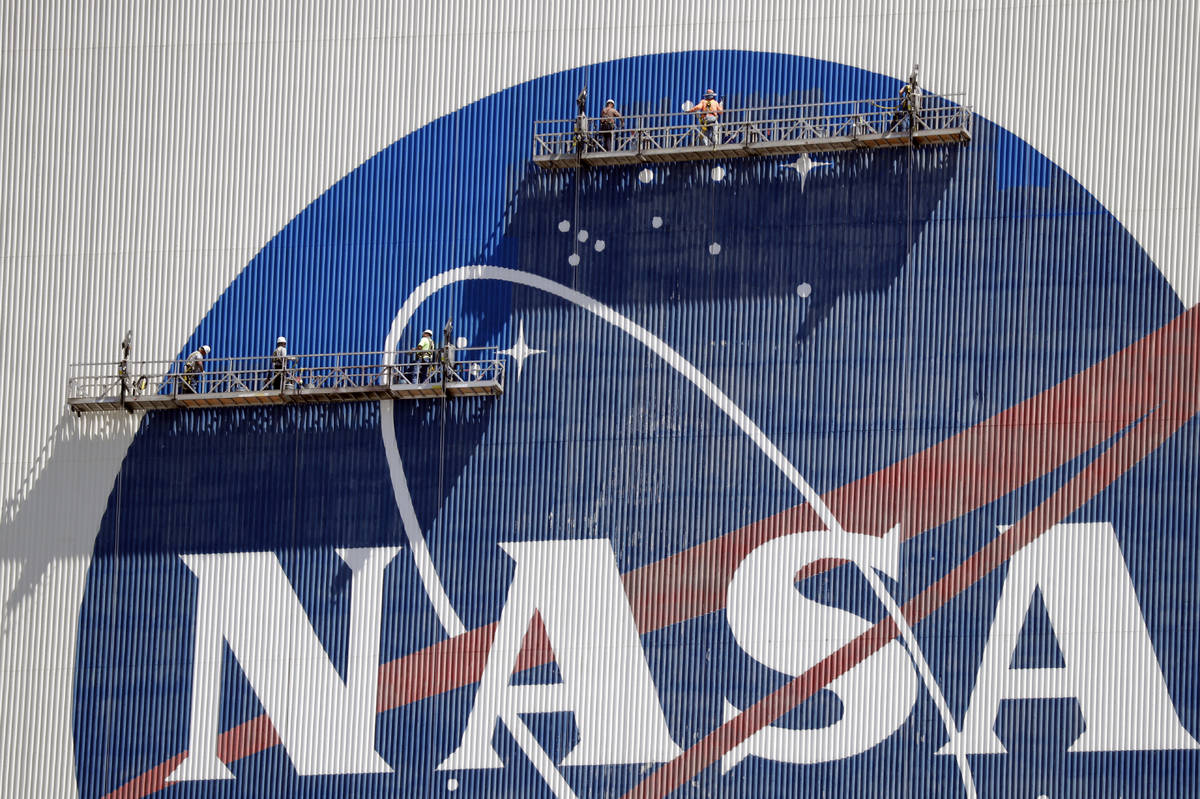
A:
[74,51,1200,799]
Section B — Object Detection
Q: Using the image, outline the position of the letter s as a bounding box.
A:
[723,530,917,770]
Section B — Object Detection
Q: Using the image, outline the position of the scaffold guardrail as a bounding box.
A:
[532,93,972,169]
[66,347,505,413]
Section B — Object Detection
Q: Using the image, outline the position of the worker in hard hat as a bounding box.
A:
[180,344,210,394]
[888,67,924,132]
[416,328,436,382]
[598,99,622,151]
[690,90,724,145]
[267,336,289,390]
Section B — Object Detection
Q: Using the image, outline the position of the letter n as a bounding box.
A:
[167,547,400,782]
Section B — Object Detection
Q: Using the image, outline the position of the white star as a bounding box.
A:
[499,320,546,380]
[781,153,832,189]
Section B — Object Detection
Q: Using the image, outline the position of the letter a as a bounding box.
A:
[167,547,400,782]
[939,523,1198,755]
[438,540,681,770]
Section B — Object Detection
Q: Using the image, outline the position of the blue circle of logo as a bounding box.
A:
[74,51,1197,799]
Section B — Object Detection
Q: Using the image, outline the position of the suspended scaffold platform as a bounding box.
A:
[66,348,505,413]
[532,93,972,170]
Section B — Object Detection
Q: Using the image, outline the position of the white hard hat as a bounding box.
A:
[200,344,211,355]
[606,99,615,106]
[422,329,433,336]
[277,336,287,345]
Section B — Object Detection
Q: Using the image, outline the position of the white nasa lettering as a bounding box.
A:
[721,529,918,770]
[438,539,682,770]
[160,521,1197,783]
[166,547,400,782]
[938,522,1198,755]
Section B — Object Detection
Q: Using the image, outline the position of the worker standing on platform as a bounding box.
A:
[888,66,924,132]
[180,344,210,394]
[267,336,288,390]
[573,86,591,154]
[416,328,436,382]
[598,99,622,151]
[118,330,132,406]
[690,90,724,145]
[574,112,591,154]
[440,319,457,382]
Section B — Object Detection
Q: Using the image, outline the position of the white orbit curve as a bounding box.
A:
[380,265,976,799]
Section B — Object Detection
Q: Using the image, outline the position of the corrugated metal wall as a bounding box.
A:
[3,4,1198,799]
